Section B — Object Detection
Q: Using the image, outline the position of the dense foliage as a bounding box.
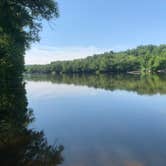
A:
[0,0,58,77]
[26,45,166,74]
[0,1,63,165]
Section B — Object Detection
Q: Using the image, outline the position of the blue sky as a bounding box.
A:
[25,0,166,64]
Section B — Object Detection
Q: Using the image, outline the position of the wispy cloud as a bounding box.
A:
[25,45,111,65]
[25,44,133,65]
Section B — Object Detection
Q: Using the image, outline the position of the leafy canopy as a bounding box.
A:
[0,0,59,48]
[0,0,59,76]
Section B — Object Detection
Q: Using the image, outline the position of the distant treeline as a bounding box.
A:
[26,45,166,74]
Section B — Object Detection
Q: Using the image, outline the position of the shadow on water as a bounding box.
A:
[0,75,64,166]
[25,73,166,95]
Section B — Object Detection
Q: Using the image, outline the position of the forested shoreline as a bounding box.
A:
[0,1,64,165]
[26,45,166,74]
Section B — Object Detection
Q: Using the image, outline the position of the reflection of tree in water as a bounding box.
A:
[0,76,64,166]
[26,73,166,95]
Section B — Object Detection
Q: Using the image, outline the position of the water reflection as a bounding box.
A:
[0,76,63,166]
[25,73,166,166]
[25,74,166,95]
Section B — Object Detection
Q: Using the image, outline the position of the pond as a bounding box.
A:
[26,74,166,166]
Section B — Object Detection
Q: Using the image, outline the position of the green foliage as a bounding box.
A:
[0,0,59,77]
[0,2,62,164]
[26,45,166,74]
[0,0,58,46]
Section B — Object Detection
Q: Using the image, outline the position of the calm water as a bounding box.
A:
[26,74,166,166]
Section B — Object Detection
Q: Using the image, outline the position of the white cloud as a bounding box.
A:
[25,45,111,65]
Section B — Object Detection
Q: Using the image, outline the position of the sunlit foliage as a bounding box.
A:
[26,45,166,74]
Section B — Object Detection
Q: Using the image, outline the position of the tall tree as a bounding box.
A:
[0,0,59,77]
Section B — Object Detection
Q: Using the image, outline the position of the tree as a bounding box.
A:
[0,2,63,165]
[0,0,59,76]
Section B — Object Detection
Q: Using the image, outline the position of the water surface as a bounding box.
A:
[26,74,166,166]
